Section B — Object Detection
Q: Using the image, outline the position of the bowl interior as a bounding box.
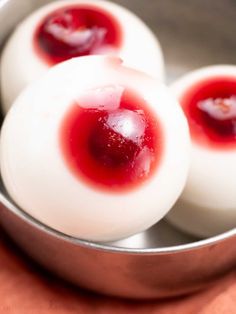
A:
[0,0,236,249]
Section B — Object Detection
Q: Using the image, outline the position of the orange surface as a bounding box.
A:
[0,230,235,314]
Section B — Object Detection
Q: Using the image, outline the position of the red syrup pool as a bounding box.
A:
[60,87,163,192]
[180,76,236,150]
[34,5,122,65]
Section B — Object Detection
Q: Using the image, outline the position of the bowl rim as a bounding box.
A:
[1,192,235,255]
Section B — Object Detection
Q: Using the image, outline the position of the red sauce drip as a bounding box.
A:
[60,87,163,192]
[181,76,236,150]
[34,5,122,65]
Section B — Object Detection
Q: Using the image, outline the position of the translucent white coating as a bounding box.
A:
[0,0,164,113]
[167,65,236,238]
[0,56,189,242]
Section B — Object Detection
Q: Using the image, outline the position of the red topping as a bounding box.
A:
[34,5,122,65]
[60,87,163,192]
[181,76,236,150]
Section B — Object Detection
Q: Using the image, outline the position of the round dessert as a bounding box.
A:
[167,65,236,238]
[0,56,190,242]
[0,0,164,113]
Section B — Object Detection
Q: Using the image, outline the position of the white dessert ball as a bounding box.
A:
[167,65,236,238]
[0,0,164,113]
[0,56,189,242]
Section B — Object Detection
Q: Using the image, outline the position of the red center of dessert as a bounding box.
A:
[60,86,163,192]
[181,76,236,149]
[34,5,122,65]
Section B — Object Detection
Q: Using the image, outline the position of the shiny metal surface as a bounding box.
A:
[0,0,236,299]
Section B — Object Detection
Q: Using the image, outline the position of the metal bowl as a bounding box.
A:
[0,0,236,299]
